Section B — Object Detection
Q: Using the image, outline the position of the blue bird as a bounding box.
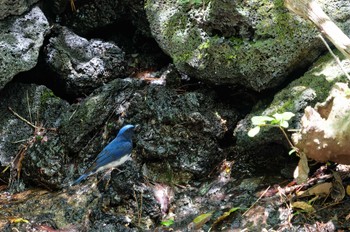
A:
[71,124,135,185]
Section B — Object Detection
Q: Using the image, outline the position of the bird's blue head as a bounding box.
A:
[116,124,135,141]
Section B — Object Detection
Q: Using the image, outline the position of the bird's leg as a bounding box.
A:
[102,167,122,188]
[98,167,127,189]
[101,168,113,189]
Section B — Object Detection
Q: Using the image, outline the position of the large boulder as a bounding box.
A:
[145,0,350,91]
[0,7,49,90]
[44,26,126,95]
[60,76,240,183]
[0,82,70,190]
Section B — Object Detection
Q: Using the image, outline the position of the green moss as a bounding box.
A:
[40,89,57,104]
[163,9,204,65]
[177,0,211,10]
[147,0,321,90]
[266,50,348,115]
[198,40,210,50]
[173,51,193,64]
[164,0,305,66]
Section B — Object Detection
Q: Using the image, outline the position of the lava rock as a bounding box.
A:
[44,26,126,96]
[0,7,49,90]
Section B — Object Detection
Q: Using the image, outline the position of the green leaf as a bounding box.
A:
[280,112,295,121]
[272,113,283,121]
[274,112,295,121]
[345,88,350,96]
[192,0,202,4]
[9,218,29,223]
[280,120,289,128]
[270,118,280,125]
[248,126,260,137]
[193,212,213,229]
[213,207,241,225]
[251,116,274,125]
[161,219,174,227]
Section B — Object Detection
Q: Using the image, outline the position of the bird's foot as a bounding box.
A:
[101,167,125,189]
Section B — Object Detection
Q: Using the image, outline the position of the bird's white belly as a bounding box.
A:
[95,154,132,173]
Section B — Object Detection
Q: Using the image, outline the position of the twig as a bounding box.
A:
[26,91,32,124]
[8,107,38,129]
[68,109,77,121]
[133,188,143,226]
[318,34,350,81]
[139,191,143,226]
[242,186,270,216]
[285,0,350,60]
[316,201,342,212]
[279,126,296,151]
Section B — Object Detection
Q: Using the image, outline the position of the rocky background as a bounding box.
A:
[0,0,350,231]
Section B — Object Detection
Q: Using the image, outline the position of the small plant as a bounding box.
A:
[248,112,295,138]
[248,112,309,183]
[248,112,296,155]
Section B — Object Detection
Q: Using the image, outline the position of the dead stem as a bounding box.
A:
[242,186,270,216]
[8,107,38,129]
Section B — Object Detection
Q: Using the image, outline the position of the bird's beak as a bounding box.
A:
[134,124,141,132]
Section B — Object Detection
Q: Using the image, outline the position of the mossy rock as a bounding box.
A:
[145,0,350,91]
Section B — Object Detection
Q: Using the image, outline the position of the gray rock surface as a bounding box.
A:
[60,76,240,182]
[145,0,350,91]
[0,82,70,190]
[44,26,126,95]
[0,0,39,19]
[0,6,49,90]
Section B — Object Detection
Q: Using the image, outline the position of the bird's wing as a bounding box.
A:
[95,138,129,160]
[88,141,132,172]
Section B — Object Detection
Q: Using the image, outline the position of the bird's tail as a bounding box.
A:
[71,173,89,186]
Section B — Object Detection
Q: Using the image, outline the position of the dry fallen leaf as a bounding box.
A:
[345,211,350,221]
[346,185,350,196]
[331,171,345,202]
[292,83,350,164]
[298,182,332,197]
[293,152,309,184]
[153,183,174,215]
